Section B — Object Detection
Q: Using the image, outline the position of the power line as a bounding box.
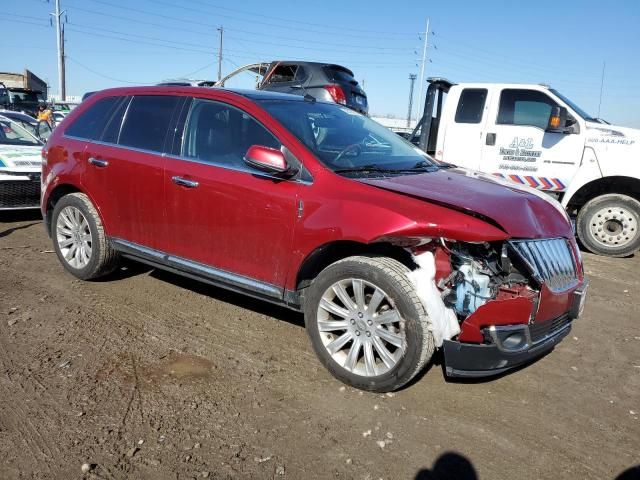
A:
[84,0,417,41]
[179,0,418,37]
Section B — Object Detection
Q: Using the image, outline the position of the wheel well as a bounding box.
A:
[568,176,640,210]
[44,184,82,235]
[295,241,415,291]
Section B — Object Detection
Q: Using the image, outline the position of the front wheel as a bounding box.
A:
[576,194,640,257]
[304,256,434,392]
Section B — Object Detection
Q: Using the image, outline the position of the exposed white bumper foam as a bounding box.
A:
[407,251,460,347]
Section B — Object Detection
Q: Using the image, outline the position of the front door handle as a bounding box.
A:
[172,176,199,188]
[486,133,496,146]
[88,157,109,167]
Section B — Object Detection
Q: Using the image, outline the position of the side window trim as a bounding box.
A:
[115,96,133,145]
[97,96,131,144]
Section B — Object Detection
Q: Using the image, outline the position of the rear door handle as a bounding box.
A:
[172,176,199,188]
[486,133,496,146]
[88,157,109,167]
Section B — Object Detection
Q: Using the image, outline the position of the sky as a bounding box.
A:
[2,0,640,127]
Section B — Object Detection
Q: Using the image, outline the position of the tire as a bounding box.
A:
[51,192,119,280]
[304,256,434,392]
[576,194,640,258]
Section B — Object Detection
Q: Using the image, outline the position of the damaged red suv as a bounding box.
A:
[42,87,588,392]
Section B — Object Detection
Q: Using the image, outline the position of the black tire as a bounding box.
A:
[576,194,640,258]
[51,192,119,280]
[304,256,434,392]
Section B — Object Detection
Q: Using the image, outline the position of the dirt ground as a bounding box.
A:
[0,210,638,480]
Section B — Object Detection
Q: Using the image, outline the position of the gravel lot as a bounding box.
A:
[1,211,638,480]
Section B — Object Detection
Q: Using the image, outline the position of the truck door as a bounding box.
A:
[481,88,583,193]
[440,87,490,169]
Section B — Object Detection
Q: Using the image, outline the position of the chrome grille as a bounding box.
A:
[509,238,578,293]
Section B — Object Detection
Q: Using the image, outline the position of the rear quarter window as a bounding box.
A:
[64,96,120,140]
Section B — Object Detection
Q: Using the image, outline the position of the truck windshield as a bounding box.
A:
[0,118,41,146]
[549,89,597,122]
[256,99,436,173]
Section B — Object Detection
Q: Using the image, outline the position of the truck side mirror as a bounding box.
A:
[546,106,568,133]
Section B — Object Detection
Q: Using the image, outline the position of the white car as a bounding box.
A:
[0,115,43,210]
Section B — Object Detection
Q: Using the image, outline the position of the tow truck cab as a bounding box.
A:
[407,78,640,258]
[0,83,46,118]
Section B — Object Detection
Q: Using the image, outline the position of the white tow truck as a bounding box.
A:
[404,78,640,257]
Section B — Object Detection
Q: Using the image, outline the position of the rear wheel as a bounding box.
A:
[304,256,434,392]
[577,194,640,257]
[51,193,119,279]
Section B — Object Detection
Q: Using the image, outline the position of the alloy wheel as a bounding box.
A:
[316,278,406,377]
[56,206,93,269]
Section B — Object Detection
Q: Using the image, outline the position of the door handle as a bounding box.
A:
[88,157,109,167]
[486,133,496,146]
[172,176,199,188]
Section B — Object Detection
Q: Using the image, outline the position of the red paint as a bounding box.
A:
[244,145,287,171]
[42,86,585,333]
[458,286,536,342]
[359,169,573,239]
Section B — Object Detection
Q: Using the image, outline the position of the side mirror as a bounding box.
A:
[546,106,568,133]
[37,120,52,141]
[244,145,297,177]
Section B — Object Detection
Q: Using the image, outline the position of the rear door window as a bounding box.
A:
[455,88,487,124]
[118,95,182,152]
[65,96,120,140]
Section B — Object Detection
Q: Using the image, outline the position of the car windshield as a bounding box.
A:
[0,118,42,146]
[549,89,598,122]
[255,99,437,174]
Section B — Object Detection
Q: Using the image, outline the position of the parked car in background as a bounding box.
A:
[157,79,217,87]
[0,115,44,210]
[52,111,67,124]
[404,78,640,257]
[0,110,52,141]
[42,87,586,391]
[218,61,368,115]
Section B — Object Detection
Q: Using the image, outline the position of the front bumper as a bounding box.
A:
[443,321,571,378]
[443,282,587,378]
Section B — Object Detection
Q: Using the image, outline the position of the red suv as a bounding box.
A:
[42,87,588,392]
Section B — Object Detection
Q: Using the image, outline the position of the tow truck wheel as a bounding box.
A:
[304,256,434,392]
[577,194,640,257]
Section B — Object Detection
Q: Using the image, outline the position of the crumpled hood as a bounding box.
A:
[358,167,573,239]
[0,145,42,170]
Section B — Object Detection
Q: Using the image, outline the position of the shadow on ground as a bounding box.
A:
[415,452,478,479]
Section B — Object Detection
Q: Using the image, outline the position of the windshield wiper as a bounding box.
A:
[334,164,438,175]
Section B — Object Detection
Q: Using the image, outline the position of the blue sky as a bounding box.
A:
[2,0,639,127]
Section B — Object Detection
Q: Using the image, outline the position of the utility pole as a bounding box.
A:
[407,74,417,127]
[51,0,66,101]
[417,18,430,121]
[597,61,606,118]
[217,26,224,82]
